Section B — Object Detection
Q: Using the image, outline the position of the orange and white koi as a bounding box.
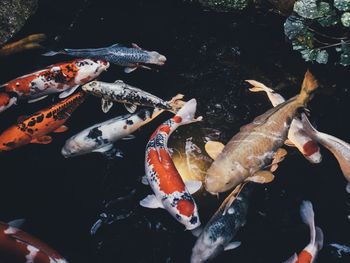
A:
[0,220,68,263]
[140,99,203,230]
[246,79,321,164]
[0,59,108,112]
[284,200,324,263]
[0,91,86,152]
[301,113,350,193]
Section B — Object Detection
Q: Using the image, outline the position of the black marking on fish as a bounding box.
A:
[87,127,102,140]
[126,119,133,125]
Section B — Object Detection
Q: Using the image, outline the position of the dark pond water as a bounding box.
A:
[0,0,350,262]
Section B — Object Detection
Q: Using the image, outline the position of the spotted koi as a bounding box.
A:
[283,201,324,263]
[246,79,322,164]
[0,221,68,263]
[140,99,202,230]
[0,59,108,112]
[0,91,86,152]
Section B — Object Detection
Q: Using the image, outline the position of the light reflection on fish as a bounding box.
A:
[301,113,350,193]
[82,80,181,114]
[140,99,202,230]
[191,183,252,263]
[43,43,166,73]
[246,79,322,164]
[204,71,319,194]
[283,201,324,263]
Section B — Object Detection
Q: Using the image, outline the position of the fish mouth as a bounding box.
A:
[157,55,167,65]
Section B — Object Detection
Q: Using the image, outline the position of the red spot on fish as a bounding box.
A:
[176,199,194,217]
[303,140,319,156]
[148,148,185,194]
[150,125,171,139]
[173,116,182,123]
[0,92,10,107]
[297,250,313,263]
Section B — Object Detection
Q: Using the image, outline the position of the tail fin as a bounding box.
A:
[297,70,318,105]
[300,200,316,245]
[168,93,186,113]
[315,226,324,250]
[42,50,65,56]
[301,113,318,140]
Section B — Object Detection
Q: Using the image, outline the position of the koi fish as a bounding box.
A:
[246,79,322,164]
[0,33,46,56]
[284,200,324,263]
[0,91,86,152]
[0,59,108,110]
[43,43,166,73]
[301,113,350,193]
[191,183,253,263]
[82,80,179,114]
[61,94,184,158]
[204,70,319,194]
[0,220,68,263]
[140,99,202,230]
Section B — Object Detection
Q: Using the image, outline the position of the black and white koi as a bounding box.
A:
[140,99,202,230]
[82,80,180,113]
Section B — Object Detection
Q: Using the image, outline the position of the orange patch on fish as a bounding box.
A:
[303,140,319,156]
[0,92,10,106]
[173,115,182,123]
[176,199,195,217]
[148,148,185,194]
[4,74,37,94]
[297,250,312,263]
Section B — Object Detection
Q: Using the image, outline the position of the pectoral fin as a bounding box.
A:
[247,171,274,184]
[124,67,137,73]
[270,148,287,172]
[140,195,164,209]
[185,180,202,194]
[53,125,68,133]
[101,98,113,113]
[122,134,136,140]
[284,139,296,147]
[141,175,149,185]
[346,183,350,194]
[92,144,114,153]
[59,85,79,99]
[8,219,25,229]
[283,253,298,263]
[31,135,52,144]
[224,241,241,251]
[27,95,48,103]
[132,43,142,50]
[205,141,225,160]
[124,103,137,113]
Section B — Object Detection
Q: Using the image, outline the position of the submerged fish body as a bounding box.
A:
[0,91,86,152]
[141,99,202,230]
[0,221,68,263]
[61,108,164,158]
[0,59,108,108]
[284,201,324,263]
[301,114,350,193]
[247,80,321,164]
[191,183,252,263]
[43,43,166,73]
[205,71,319,193]
[82,80,176,113]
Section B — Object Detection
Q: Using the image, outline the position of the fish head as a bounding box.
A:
[0,128,31,151]
[306,151,322,164]
[174,99,202,125]
[73,59,110,84]
[177,201,201,231]
[147,51,167,65]
[191,231,225,263]
[61,136,86,158]
[205,161,246,194]
[81,81,101,95]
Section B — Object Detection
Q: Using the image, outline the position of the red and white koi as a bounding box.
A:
[0,221,68,263]
[0,59,108,112]
[301,113,350,193]
[284,200,324,263]
[246,79,321,164]
[140,99,203,230]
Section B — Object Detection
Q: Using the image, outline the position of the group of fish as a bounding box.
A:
[1,40,350,263]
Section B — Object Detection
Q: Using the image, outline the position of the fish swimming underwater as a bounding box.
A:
[301,113,350,193]
[0,220,68,263]
[0,33,46,56]
[43,43,166,73]
[284,200,324,263]
[140,99,202,230]
[0,91,86,152]
[246,79,322,164]
[191,183,253,263]
[0,59,108,111]
[204,70,319,194]
[61,94,184,158]
[82,80,179,113]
